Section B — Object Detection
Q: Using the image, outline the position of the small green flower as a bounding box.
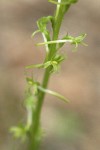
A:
[10,124,28,141]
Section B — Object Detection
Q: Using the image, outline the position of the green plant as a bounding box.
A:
[10,0,86,150]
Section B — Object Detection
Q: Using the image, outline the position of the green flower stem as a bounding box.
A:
[29,2,70,150]
[49,2,70,58]
[29,67,51,150]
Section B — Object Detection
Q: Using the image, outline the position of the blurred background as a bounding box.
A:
[0,0,100,150]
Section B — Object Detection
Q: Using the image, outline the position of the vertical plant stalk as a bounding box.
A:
[29,68,51,150]
[29,3,71,150]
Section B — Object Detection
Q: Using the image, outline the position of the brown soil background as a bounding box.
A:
[0,0,100,150]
